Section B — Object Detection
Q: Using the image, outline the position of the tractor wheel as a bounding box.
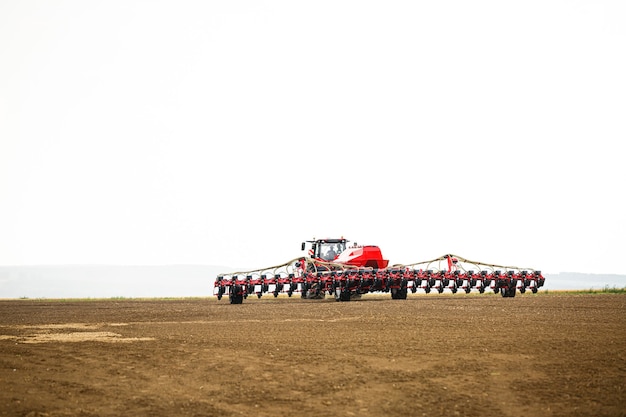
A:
[230,293,243,304]
[391,288,408,300]
[230,284,243,304]
[500,286,516,298]
[532,287,538,294]
[336,290,351,302]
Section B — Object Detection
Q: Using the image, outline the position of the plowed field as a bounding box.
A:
[1,293,624,417]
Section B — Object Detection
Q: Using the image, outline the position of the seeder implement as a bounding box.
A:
[213,239,545,304]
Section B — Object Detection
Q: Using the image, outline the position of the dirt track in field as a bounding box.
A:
[0,293,624,417]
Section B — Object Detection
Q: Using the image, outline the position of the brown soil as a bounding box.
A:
[1,293,624,417]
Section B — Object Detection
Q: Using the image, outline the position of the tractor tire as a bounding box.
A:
[500,286,517,298]
[230,293,244,304]
[391,288,407,300]
[335,289,351,302]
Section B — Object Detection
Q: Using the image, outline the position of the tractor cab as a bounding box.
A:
[301,238,348,262]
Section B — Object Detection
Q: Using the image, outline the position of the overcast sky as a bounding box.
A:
[1,1,625,275]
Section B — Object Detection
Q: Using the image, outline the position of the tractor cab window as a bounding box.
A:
[319,241,346,261]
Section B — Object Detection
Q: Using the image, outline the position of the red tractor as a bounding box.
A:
[213,237,545,304]
[297,238,390,300]
[302,238,389,268]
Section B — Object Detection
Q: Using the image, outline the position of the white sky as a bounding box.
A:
[1,1,625,275]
